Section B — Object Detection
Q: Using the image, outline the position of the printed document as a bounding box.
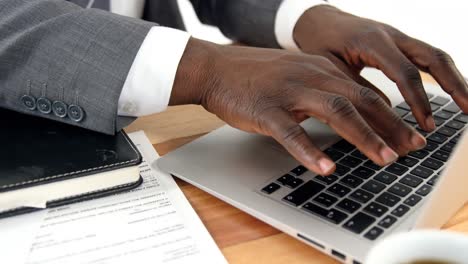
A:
[1,131,227,264]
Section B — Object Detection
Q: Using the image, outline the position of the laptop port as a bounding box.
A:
[331,249,346,261]
[297,233,324,249]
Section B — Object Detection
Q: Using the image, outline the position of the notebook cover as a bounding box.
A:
[0,108,142,216]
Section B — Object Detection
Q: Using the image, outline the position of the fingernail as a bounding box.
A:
[411,132,427,150]
[425,116,436,131]
[318,158,335,174]
[380,147,398,164]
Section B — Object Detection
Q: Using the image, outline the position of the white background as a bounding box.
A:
[178,0,468,76]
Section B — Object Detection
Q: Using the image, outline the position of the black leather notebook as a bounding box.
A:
[0,108,142,218]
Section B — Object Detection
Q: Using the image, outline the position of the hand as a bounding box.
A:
[170,38,427,176]
[294,5,468,132]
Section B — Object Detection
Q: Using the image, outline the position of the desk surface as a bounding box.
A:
[125,75,468,264]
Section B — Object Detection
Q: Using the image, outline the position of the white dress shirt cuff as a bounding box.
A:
[118,26,190,116]
[275,0,330,51]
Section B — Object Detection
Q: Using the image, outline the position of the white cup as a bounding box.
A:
[365,230,468,264]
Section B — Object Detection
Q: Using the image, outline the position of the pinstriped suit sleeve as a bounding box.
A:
[0,0,157,134]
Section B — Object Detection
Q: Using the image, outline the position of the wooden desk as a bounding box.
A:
[125,75,468,263]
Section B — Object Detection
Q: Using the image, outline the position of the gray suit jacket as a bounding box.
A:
[0,0,282,134]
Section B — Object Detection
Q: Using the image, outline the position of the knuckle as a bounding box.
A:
[361,128,379,145]
[432,48,454,65]
[279,125,304,144]
[354,86,382,107]
[314,56,334,67]
[388,114,406,131]
[399,62,421,84]
[324,95,354,116]
[360,27,389,42]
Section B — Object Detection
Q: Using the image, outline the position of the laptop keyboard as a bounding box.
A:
[260,94,466,241]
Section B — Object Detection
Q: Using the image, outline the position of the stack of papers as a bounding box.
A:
[1,131,227,264]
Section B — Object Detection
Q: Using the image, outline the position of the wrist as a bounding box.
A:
[170,37,221,106]
[293,5,339,50]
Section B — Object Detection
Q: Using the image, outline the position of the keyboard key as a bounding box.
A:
[378,215,398,228]
[351,150,367,160]
[446,120,464,130]
[434,111,453,120]
[313,193,338,207]
[391,204,410,217]
[315,175,339,185]
[395,108,409,117]
[416,184,433,196]
[327,183,351,197]
[351,166,376,179]
[440,142,456,154]
[404,194,423,206]
[340,156,363,168]
[332,140,355,153]
[424,141,439,151]
[431,96,450,106]
[350,189,374,203]
[376,192,401,207]
[397,102,411,111]
[302,203,348,224]
[364,202,388,217]
[430,103,440,112]
[282,181,325,206]
[334,164,351,176]
[291,165,307,176]
[443,102,461,113]
[284,177,304,188]
[434,117,445,126]
[374,172,398,185]
[397,156,419,167]
[363,160,382,170]
[399,175,423,188]
[337,198,361,213]
[431,150,450,162]
[410,166,433,179]
[277,174,295,185]
[343,213,376,234]
[450,133,462,144]
[324,148,345,161]
[454,114,468,123]
[428,133,448,144]
[388,183,412,197]
[416,126,428,136]
[385,163,409,176]
[340,175,364,188]
[409,150,429,159]
[362,180,386,194]
[421,158,444,170]
[437,127,456,137]
[364,226,384,240]
[262,182,281,194]
[404,114,417,124]
[427,175,439,186]
[426,93,435,99]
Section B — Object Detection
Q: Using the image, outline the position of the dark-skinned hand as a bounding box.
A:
[170,38,430,176]
[293,5,468,152]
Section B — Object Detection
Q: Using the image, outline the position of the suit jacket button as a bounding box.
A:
[52,101,68,118]
[68,104,85,122]
[37,97,52,114]
[21,95,37,110]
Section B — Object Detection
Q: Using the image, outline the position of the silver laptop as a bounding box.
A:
[157,69,468,264]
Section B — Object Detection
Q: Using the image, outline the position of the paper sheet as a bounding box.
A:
[1,131,227,264]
